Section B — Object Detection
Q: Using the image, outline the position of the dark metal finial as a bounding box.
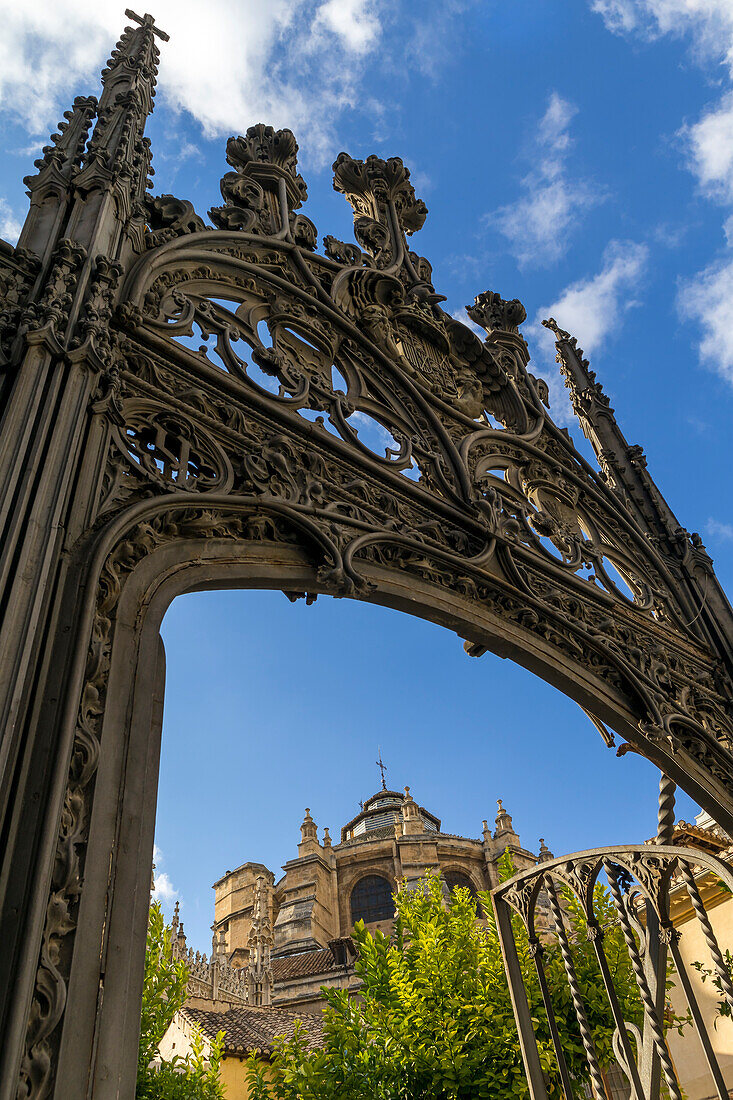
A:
[376,747,387,790]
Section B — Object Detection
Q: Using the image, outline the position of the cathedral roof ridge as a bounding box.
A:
[212,860,274,889]
[363,787,405,805]
[434,831,481,843]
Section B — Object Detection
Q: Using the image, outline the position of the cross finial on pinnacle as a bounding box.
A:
[125,9,170,41]
[376,747,387,790]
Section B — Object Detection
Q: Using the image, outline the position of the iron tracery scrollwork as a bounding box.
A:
[108,122,733,764]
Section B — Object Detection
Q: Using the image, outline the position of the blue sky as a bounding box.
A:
[1,0,732,953]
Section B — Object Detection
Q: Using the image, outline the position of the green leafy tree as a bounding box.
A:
[136,900,225,1100]
[246,867,648,1099]
[691,948,733,1023]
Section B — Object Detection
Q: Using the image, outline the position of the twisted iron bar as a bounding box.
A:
[656,774,676,846]
[527,938,576,1100]
[545,879,607,1100]
[585,918,645,1100]
[680,860,733,1015]
[605,862,682,1100]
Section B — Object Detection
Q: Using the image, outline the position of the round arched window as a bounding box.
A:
[444,870,482,916]
[350,875,395,924]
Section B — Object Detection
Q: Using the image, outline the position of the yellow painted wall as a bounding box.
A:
[220,1054,272,1100]
[667,886,733,1100]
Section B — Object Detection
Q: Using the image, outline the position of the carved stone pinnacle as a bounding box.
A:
[467,291,527,334]
[332,152,427,235]
[224,124,307,208]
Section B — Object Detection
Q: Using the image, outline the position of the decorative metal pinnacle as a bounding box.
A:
[376,747,387,789]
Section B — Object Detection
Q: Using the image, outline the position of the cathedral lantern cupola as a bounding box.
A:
[341,785,440,842]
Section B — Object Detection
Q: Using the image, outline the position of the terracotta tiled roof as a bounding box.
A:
[182,1004,324,1056]
[272,948,338,981]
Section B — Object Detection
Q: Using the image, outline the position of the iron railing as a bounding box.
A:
[492,843,733,1100]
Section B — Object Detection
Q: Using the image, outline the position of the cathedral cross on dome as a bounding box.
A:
[376,748,387,791]
[124,8,170,41]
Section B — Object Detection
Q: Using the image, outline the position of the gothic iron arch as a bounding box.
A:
[0,12,732,1099]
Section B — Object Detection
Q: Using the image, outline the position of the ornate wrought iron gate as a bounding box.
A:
[493,794,733,1100]
[0,12,732,1099]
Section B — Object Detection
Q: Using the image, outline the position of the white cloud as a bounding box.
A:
[152,843,179,908]
[591,0,733,73]
[539,93,578,160]
[0,199,22,245]
[591,0,639,33]
[489,93,601,268]
[0,0,384,165]
[678,256,733,383]
[682,91,733,204]
[527,240,648,412]
[152,871,179,905]
[313,0,380,54]
[706,517,733,541]
[533,240,648,354]
[592,1,733,389]
[592,4,733,206]
[591,3,733,203]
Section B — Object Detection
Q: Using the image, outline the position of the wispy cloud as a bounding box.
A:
[0,198,22,245]
[706,517,733,542]
[488,93,602,268]
[153,872,179,905]
[531,239,648,354]
[152,843,180,909]
[527,239,649,413]
[591,0,733,387]
[0,0,386,166]
[678,257,733,385]
[403,0,475,80]
[591,0,733,67]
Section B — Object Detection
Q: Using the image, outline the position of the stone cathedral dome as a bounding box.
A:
[340,786,440,842]
[210,782,541,1013]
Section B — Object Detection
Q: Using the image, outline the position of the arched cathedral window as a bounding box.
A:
[443,870,483,917]
[350,875,395,924]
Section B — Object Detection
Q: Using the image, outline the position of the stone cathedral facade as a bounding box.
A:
[200,785,541,1012]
